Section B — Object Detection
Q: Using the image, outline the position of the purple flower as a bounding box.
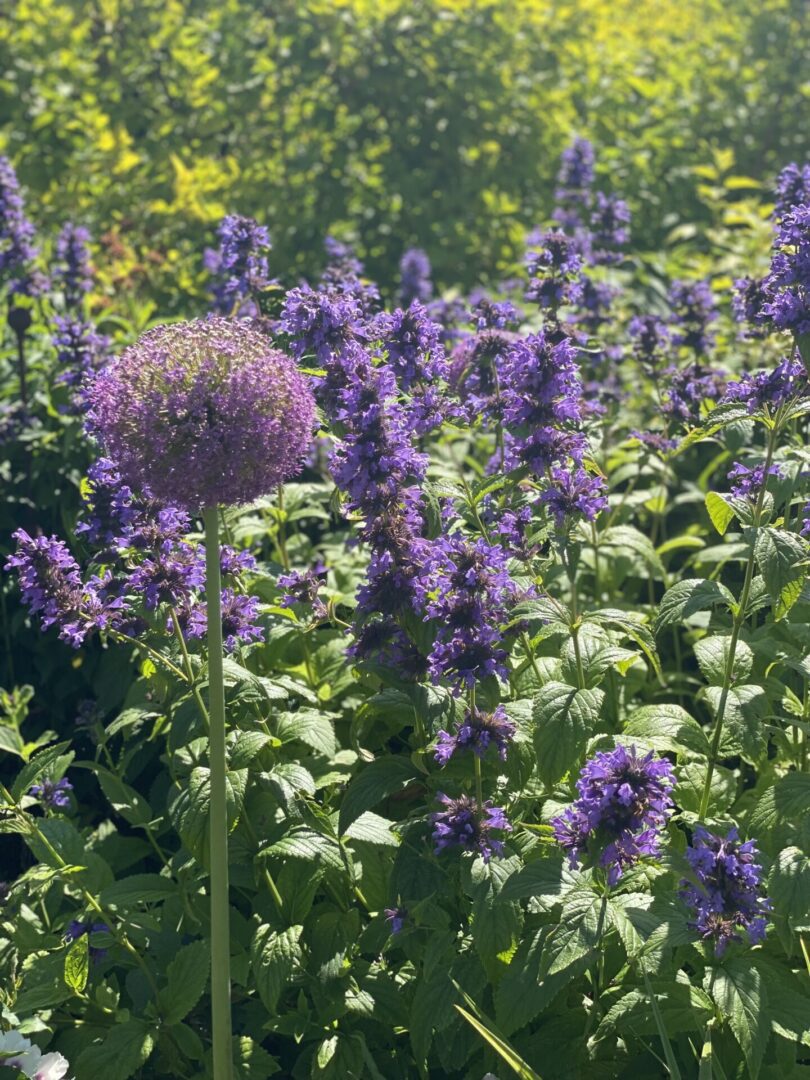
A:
[6,530,124,647]
[727,461,781,500]
[662,363,726,425]
[54,223,93,309]
[449,329,517,423]
[680,827,770,955]
[0,156,45,296]
[348,616,425,677]
[412,535,518,690]
[732,276,772,338]
[182,589,264,651]
[75,457,138,549]
[589,192,631,264]
[551,745,675,885]
[553,137,595,233]
[774,162,810,220]
[383,907,408,934]
[500,332,587,472]
[29,777,72,811]
[469,296,521,332]
[370,302,446,391]
[632,431,677,455]
[53,315,109,392]
[434,704,516,765]
[280,283,367,364]
[220,546,257,576]
[760,206,810,337]
[801,502,810,538]
[629,315,670,372]
[398,248,432,306]
[129,544,205,610]
[204,214,272,316]
[669,280,718,356]
[426,295,468,347]
[723,356,806,413]
[278,564,328,620]
[86,317,316,511]
[65,919,110,962]
[540,465,608,528]
[320,236,379,310]
[525,231,584,311]
[431,793,511,862]
[576,278,617,336]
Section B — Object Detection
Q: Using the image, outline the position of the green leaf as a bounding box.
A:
[676,761,736,815]
[704,684,767,760]
[693,634,753,685]
[170,766,247,863]
[233,1036,281,1078]
[750,773,810,833]
[600,525,666,579]
[674,403,753,454]
[251,924,303,1014]
[160,939,210,1024]
[454,1004,542,1080]
[495,926,589,1036]
[768,846,810,927]
[500,857,570,906]
[754,527,808,619]
[64,933,89,995]
[706,492,736,535]
[75,1020,156,1080]
[261,827,343,871]
[585,608,661,679]
[99,873,176,908]
[654,579,735,633]
[11,741,73,801]
[596,979,712,1045]
[80,763,153,827]
[710,959,769,1079]
[341,811,399,846]
[276,710,336,758]
[532,681,604,786]
[541,886,605,977]
[229,731,272,768]
[622,703,710,756]
[338,756,419,834]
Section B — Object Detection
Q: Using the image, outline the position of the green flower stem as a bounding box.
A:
[104,623,189,685]
[204,505,233,1080]
[698,425,777,819]
[0,782,159,997]
[169,606,211,733]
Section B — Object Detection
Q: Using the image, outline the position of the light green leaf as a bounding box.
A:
[655,579,735,633]
[64,932,89,995]
[75,1020,156,1080]
[533,681,604,786]
[710,959,769,1079]
[160,940,210,1024]
[251,924,303,1014]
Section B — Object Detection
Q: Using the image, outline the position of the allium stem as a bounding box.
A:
[204,506,233,1080]
[698,425,777,818]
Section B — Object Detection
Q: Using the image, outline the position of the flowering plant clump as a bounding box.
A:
[3,135,810,1080]
[85,316,316,509]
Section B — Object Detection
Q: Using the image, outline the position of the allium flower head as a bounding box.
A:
[434,704,516,765]
[551,745,674,885]
[86,317,316,510]
[680,827,770,955]
[431,793,511,862]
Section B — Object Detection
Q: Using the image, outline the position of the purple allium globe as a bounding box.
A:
[86,317,316,511]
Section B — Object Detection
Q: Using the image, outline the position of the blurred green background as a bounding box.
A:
[1,0,808,306]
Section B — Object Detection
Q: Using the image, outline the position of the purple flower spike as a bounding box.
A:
[431,793,511,862]
[204,214,272,316]
[680,827,770,955]
[551,745,674,885]
[30,777,73,811]
[434,704,516,765]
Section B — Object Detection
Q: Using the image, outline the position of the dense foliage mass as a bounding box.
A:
[2,10,810,1077]
[1,0,809,303]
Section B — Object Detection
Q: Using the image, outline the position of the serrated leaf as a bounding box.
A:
[495,926,588,1036]
[251,924,303,1013]
[768,846,810,927]
[170,766,247,864]
[751,772,810,833]
[541,886,605,977]
[75,1020,156,1080]
[596,981,713,1043]
[705,684,767,761]
[694,635,753,685]
[261,827,343,871]
[500,856,570,905]
[754,527,808,619]
[655,579,735,633]
[160,939,210,1024]
[230,731,272,768]
[276,711,336,758]
[622,704,709,756]
[338,756,419,834]
[706,491,736,535]
[533,682,604,786]
[99,874,176,908]
[710,959,769,1079]
[64,932,89,995]
[342,811,399,846]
